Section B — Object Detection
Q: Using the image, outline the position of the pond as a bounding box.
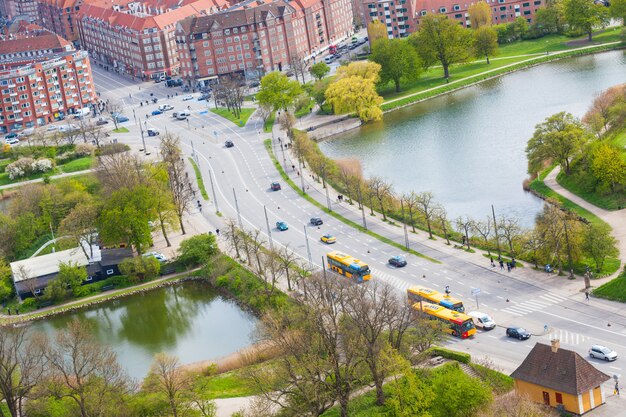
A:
[28,280,259,379]
[319,50,626,227]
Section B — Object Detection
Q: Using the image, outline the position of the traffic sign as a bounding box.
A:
[471,288,481,296]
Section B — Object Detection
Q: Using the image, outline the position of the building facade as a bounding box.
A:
[0,31,97,133]
[176,0,354,84]
[37,0,84,43]
[1,0,39,21]
[362,0,415,38]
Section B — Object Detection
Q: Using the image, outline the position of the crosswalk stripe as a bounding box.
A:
[540,293,567,302]
[522,300,551,308]
[503,305,535,314]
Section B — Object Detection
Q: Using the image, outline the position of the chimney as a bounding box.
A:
[551,339,560,353]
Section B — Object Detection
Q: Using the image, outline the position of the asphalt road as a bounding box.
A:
[91,67,626,382]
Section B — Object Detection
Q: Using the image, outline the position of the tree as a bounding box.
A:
[335,61,381,83]
[257,72,303,111]
[276,244,299,291]
[0,258,15,303]
[148,353,189,417]
[325,76,383,122]
[309,62,330,81]
[148,167,178,248]
[478,392,560,417]
[160,135,194,235]
[409,14,474,79]
[435,205,451,245]
[59,261,87,295]
[59,202,100,260]
[401,191,419,233]
[532,2,565,36]
[469,1,493,29]
[368,176,394,221]
[522,229,545,269]
[526,112,588,175]
[41,319,131,417]
[385,363,434,417]
[472,217,493,255]
[583,223,618,272]
[474,26,498,64]
[106,101,123,130]
[416,191,437,239]
[119,256,161,281]
[0,327,47,417]
[429,363,492,417]
[498,216,523,255]
[370,38,422,92]
[289,54,307,84]
[563,0,609,41]
[311,78,332,107]
[610,0,626,25]
[367,19,388,45]
[590,143,626,192]
[177,233,218,267]
[456,216,473,250]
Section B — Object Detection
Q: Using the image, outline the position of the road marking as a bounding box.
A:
[610,366,621,370]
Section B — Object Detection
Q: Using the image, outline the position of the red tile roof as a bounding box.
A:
[0,32,72,55]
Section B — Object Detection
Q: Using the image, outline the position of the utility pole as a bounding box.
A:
[208,169,219,214]
[303,225,313,268]
[400,199,409,250]
[299,159,306,194]
[233,187,243,229]
[139,124,147,155]
[357,185,367,230]
[264,206,274,251]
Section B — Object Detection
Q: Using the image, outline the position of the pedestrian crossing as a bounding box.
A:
[545,328,589,346]
[371,268,412,293]
[500,292,568,317]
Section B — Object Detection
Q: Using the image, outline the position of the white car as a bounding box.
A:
[5,138,19,145]
[46,125,58,132]
[59,124,78,133]
[143,251,168,263]
[467,311,496,330]
[589,345,617,361]
[21,127,35,136]
[159,104,174,111]
[182,94,193,101]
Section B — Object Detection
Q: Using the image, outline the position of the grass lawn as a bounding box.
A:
[59,156,94,173]
[112,127,129,133]
[201,369,261,399]
[264,111,276,133]
[556,169,626,211]
[188,157,209,201]
[0,168,60,186]
[295,98,315,118]
[593,268,626,302]
[210,107,255,127]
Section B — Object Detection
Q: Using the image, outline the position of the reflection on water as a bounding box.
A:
[29,281,258,378]
[319,50,626,227]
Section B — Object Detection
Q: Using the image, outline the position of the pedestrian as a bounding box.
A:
[490,257,495,267]
[445,285,450,296]
[616,382,620,396]
[585,291,590,301]
[499,260,504,270]
[7,308,10,316]
[297,171,300,176]
[216,229,220,236]
[292,164,295,171]
[507,263,511,272]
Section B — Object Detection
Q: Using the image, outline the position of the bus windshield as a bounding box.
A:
[460,320,475,332]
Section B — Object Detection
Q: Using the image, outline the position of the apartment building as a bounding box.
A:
[415,0,544,27]
[1,0,39,21]
[361,0,415,38]
[176,0,354,84]
[0,30,97,133]
[37,0,84,43]
[76,0,230,80]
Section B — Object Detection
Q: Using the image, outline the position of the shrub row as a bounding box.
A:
[426,346,471,364]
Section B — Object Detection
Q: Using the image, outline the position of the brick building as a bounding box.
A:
[76,0,230,80]
[0,30,97,133]
[1,0,39,21]
[37,0,84,43]
[176,0,354,85]
[415,0,544,27]
[361,0,415,38]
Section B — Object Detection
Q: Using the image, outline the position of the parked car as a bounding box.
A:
[4,132,18,140]
[151,109,163,116]
[21,127,35,136]
[248,80,260,88]
[388,255,407,267]
[323,56,334,64]
[96,118,109,126]
[173,110,190,120]
[59,124,78,132]
[276,221,289,231]
[270,182,281,191]
[467,311,496,330]
[320,234,336,244]
[147,129,159,137]
[589,345,617,361]
[5,138,19,145]
[143,251,168,263]
[46,125,58,131]
[198,94,211,101]
[182,94,194,101]
[115,116,129,123]
[310,217,323,226]
[225,140,234,148]
[159,104,174,111]
[506,326,531,340]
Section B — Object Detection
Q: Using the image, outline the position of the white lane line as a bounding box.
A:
[540,294,567,303]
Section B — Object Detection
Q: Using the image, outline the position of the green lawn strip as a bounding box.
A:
[210,107,255,127]
[0,167,61,186]
[294,98,315,118]
[592,268,626,302]
[468,363,514,394]
[112,127,129,133]
[188,157,209,201]
[200,368,264,399]
[0,272,195,326]
[320,389,386,417]
[381,42,620,111]
[556,169,625,211]
[264,140,439,263]
[264,111,276,133]
[59,156,94,173]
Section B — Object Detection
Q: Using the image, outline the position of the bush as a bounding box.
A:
[119,256,161,281]
[6,157,35,179]
[178,233,218,267]
[109,274,137,288]
[21,297,37,310]
[75,143,95,156]
[427,346,471,364]
[31,158,54,173]
[96,143,130,156]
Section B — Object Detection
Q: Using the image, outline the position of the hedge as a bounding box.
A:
[427,346,471,364]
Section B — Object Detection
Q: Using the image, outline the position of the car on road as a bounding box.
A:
[589,345,617,361]
[182,94,194,101]
[5,137,19,145]
[59,124,79,132]
[388,255,407,267]
[276,221,289,231]
[147,129,159,136]
[173,110,190,120]
[225,140,234,148]
[324,56,334,64]
[46,125,58,131]
[270,182,281,191]
[151,109,163,116]
[320,234,336,244]
[5,132,18,140]
[310,217,323,226]
[198,94,210,101]
[143,251,168,263]
[248,80,260,88]
[114,115,129,123]
[468,311,496,330]
[96,118,109,126]
[506,326,531,340]
[21,127,34,136]
[159,104,174,111]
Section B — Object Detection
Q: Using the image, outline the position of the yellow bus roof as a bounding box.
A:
[411,302,472,324]
[407,286,463,305]
[327,251,368,267]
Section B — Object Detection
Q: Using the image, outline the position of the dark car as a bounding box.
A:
[151,109,162,116]
[388,255,407,267]
[248,80,260,88]
[198,94,210,101]
[96,118,109,126]
[5,132,18,139]
[271,182,281,191]
[310,217,323,226]
[506,326,531,340]
[115,116,129,123]
[225,140,234,148]
[147,129,159,136]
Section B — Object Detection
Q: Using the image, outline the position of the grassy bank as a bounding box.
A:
[210,107,255,127]
[264,111,276,133]
[188,157,209,201]
[593,268,626,301]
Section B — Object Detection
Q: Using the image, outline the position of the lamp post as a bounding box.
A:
[139,124,147,155]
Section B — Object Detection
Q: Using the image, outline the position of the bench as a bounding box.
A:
[101,284,115,292]
[429,356,445,366]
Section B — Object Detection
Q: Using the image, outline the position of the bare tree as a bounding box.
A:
[59,202,100,260]
[336,159,362,206]
[149,353,190,417]
[289,54,307,84]
[498,216,523,255]
[41,319,132,417]
[31,129,48,147]
[434,205,451,245]
[276,244,299,291]
[160,135,194,235]
[223,218,243,260]
[416,191,437,239]
[368,176,394,221]
[279,111,297,143]
[219,75,247,118]
[522,230,544,269]
[257,103,272,126]
[0,327,47,417]
[106,101,124,130]
[88,125,106,148]
[401,192,419,233]
[472,217,493,256]
[62,120,80,145]
[455,216,473,250]
[96,151,145,196]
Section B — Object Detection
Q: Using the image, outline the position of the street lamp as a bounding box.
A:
[139,124,147,155]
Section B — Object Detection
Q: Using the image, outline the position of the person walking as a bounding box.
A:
[585,291,590,301]
[499,260,504,270]
[615,382,620,396]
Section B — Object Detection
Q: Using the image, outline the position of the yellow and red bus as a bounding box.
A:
[407,286,465,313]
[327,251,371,283]
[412,302,476,339]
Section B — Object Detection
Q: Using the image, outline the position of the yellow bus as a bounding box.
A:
[407,286,465,313]
[412,302,476,339]
[326,251,371,283]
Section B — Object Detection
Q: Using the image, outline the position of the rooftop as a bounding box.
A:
[0,31,73,55]
[10,244,102,282]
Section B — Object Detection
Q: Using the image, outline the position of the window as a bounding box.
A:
[453,4,460,10]
[106,269,114,275]
[85,276,93,281]
[34,289,42,294]
[500,6,506,10]
[440,7,447,12]
[524,10,530,14]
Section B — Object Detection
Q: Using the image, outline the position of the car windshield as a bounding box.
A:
[516,328,526,333]
[600,347,612,354]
